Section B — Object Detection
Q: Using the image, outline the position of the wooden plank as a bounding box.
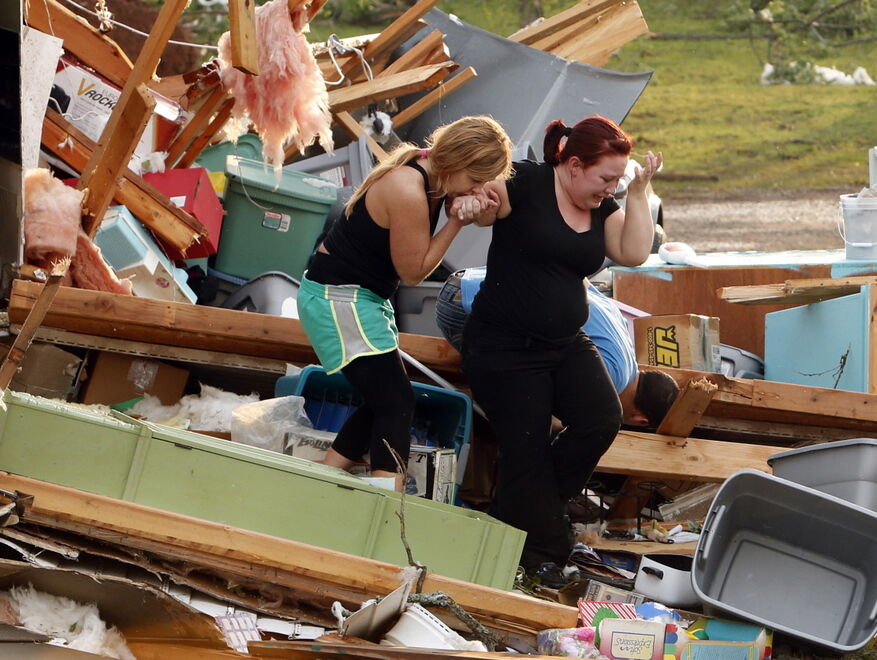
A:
[656,377,717,438]
[0,269,66,390]
[228,0,260,75]
[42,109,206,252]
[327,62,455,114]
[177,97,236,169]
[14,325,289,374]
[508,0,619,46]
[553,1,648,66]
[249,640,564,659]
[331,112,389,162]
[718,275,877,305]
[24,0,133,89]
[588,537,696,556]
[597,429,781,482]
[165,84,229,167]
[391,67,477,128]
[0,473,579,634]
[379,29,444,77]
[77,84,156,236]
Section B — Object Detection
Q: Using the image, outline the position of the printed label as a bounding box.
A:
[609,630,657,659]
[647,325,679,368]
[262,211,291,232]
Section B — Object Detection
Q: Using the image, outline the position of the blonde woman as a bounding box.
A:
[297,116,513,491]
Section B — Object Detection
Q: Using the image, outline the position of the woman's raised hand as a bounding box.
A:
[628,150,663,194]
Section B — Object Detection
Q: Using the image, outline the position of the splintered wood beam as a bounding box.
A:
[0,266,67,391]
[391,66,477,128]
[0,473,579,635]
[248,641,566,659]
[42,109,205,253]
[553,1,648,66]
[339,0,442,79]
[331,111,389,162]
[307,0,329,22]
[24,0,133,89]
[508,0,619,45]
[228,0,259,75]
[656,377,718,438]
[177,97,236,169]
[327,62,455,113]
[78,83,156,236]
[718,275,877,305]
[165,84,230,167]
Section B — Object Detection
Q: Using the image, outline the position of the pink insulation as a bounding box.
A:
[217,0,333,169]
[70,229,134,296]
[23,168,82,264]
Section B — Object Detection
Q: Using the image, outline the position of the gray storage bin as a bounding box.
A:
[692,469,877,653]
[719,344,764,379]
[768,438,877,511]
[394,282,444,337]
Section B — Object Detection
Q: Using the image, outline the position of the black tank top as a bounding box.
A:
[307,161,442,299]
[469,160,619,344]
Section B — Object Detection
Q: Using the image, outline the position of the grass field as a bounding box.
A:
[310,0,876,199]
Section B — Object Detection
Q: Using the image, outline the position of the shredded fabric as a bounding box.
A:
[216,0,333,172]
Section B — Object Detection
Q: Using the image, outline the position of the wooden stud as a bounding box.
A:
[508,0,619,45]
[718,275,877,305]
[327,62,455,114]
[165,85,230,168]
[379,29,444,77]
[0,265,67,391]
[553,1,648,66]
[656,377,718,439]
[78,83,156,237]
[177,97,237,169]
[24,0,133,89]
[391,67,477,128]
[228,0,260,75]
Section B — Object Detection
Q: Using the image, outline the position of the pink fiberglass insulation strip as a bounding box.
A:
[217,0,334,171]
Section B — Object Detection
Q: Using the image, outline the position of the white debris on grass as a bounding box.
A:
[761,62,876,85]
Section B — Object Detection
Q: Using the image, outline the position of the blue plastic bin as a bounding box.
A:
[276,366,472,494]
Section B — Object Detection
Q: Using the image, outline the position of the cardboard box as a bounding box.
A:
[406,445,457,504]
[5,343,82,400]
[80,352,189,406]
[284,426,337,462]
[598,618,666,660]
[634,314,721,372]
[51,56,179,174]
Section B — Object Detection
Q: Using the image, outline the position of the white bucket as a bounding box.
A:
[838,193,877,260]
[380,604,461,650]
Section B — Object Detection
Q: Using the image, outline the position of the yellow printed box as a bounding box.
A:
[634,314,721,372]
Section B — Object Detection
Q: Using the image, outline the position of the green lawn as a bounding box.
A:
[310,0,876,199]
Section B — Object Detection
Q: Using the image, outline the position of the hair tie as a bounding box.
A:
[420,148,430,158]
[563,126,573,137]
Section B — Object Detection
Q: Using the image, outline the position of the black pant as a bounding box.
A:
[462,323,622,569]
[332,350,415,472]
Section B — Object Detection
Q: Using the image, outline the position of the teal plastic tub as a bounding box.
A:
[0,390,523,589]
[216,156,338,281]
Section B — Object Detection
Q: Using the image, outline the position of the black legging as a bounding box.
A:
[332,350,415,473]
[462,323,622,569]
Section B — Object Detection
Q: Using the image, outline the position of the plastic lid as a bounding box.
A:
[767,437,877,465]
[225,155,338,203]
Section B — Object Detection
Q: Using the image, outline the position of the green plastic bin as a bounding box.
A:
[216,156,338,281]
[194,134,264,173]
[0,391,524,589]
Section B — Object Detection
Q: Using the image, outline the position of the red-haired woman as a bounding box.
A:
[462,116,661,587]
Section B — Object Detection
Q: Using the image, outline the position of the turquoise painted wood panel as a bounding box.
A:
[765,285,870,392]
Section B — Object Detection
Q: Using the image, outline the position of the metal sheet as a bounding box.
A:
[396,10,653,158]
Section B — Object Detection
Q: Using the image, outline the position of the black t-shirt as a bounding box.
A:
[469,160,619,343]
[307,161,442,299]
